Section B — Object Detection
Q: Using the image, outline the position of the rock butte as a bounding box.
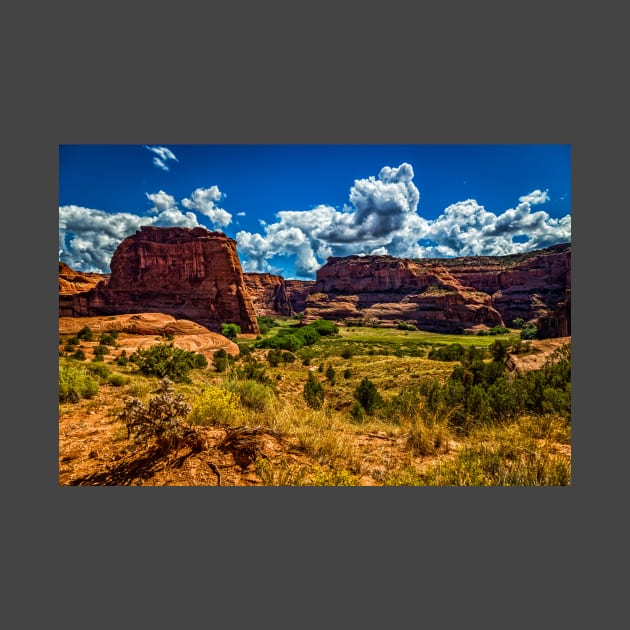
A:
[59,226,259,334]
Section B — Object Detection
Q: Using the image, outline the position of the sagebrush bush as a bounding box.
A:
[59,360,99,402]
[189,385,241,426]
[107,373,130,387]
[118,378,201,453]
[222,378,276,412]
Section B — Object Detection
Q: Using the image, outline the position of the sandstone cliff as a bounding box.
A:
[59,227,259,334]
[243,273,294,317]
[303,244,570,335]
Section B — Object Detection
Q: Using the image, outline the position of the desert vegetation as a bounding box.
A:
[58,317,570,486]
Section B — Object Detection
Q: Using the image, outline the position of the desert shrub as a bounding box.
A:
[99,331,119,346]
[490,339,510,362]
[354,377,382,414]
[257,316,276,335]
[407,415,451,456]
[325,364,336,385]
[86,361,111,381]
[221,323,241,340]
[380,385,424,424]
[233,360,275,386]
[397,322,417,331]
[340,347,354,359]
[255,458,308,486]
[307,319,339,336]
[281,351,296,364]
[511,318,525,329]
[66,336,79,346]
[350,400,365,423]
[489,325,510,336]
[92,344,109,361]
[222,378,276,412]
[118,378,201,453]
[130,343,206,383]
[189,385,241,426]
[77,326,94,341]
[59,360,99,402]
[267,348,283,367]
[71,348,86,361]
[343,368,352,379]
[115,350,129,366]
[107,373,130,387]
[303,372,325,409]
[520,324,538,340]
[428,343,466,362]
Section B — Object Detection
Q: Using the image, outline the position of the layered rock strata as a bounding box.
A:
[303,243,570,334]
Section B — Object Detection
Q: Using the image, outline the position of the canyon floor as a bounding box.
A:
[58,324,570,487]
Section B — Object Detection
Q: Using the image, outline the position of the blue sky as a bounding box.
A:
[59,144,571,279]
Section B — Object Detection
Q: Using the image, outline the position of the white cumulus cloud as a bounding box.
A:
[181,186,232,228]
[235,164,571,278]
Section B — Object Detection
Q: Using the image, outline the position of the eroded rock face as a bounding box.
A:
[59,227,259,334]
[243,273,294,317]
[284,280,315,313]
[303,244,571,335]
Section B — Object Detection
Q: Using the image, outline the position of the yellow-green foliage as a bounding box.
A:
[189,385,241,426]
[308,466,360,486]
[59,359,99,403]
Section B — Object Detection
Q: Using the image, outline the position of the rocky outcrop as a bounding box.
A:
[59,227,259,334]
[303,244,571,335]
[243,273,294,317]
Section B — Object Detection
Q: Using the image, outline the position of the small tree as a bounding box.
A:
[325,364,336,385]
[77,325,94,341]
[221,323,241,340]
[303,372,325,409]
[354,377,382,414]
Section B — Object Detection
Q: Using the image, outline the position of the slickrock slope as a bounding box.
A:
[59,227,259,334]
[303,244,570,335]
[243,273,294,317]
[59,313,240,359]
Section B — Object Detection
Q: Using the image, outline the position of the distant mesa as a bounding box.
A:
[302,243,571,337]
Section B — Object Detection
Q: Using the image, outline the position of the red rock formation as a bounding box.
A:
[59,227,259,334]
[284,280,315,313]
[243,273,294,317]
[303,244,571,335]
[59,262,108,295]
